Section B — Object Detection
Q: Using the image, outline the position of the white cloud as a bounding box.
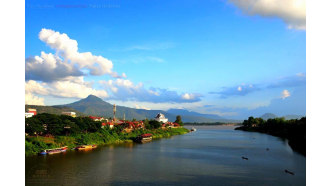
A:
[26,28,125,82]
[48,80,108,99]
[26,52,83,82]
[181,93,199,100]
[100,79,202,103]
[25,93,45,105]
[229,0,306,30]
[135,104,151,110]
[25,80,48,95]
[25,78,108,100]
[281,89,291,99]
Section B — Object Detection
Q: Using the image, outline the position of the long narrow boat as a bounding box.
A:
[75,145,97,150]
[135,133,153,143]
[39,146,68,155]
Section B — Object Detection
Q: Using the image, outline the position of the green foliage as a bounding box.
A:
[147,120,161,129]
[175,115,184,126]
[25,126,189,156]
[25,113,102,136]
[25,113,190,156]
[236,116,306,155]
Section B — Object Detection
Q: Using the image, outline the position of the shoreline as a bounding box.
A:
[25,127,189,156]
[235,126,306,156]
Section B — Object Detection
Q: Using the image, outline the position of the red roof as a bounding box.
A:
[89,116,103,120]
[141,133,152,137]
[102,122,114,126]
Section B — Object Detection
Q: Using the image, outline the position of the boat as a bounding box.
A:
[135,133,153,143]
[39,150,47,155]
[75,145,97,150]
[191,127,197,132]
[60,146,68,152]
[39,146,68,155]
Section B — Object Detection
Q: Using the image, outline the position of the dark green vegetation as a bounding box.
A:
[25,113,189,156]
[174,115,183,126]
[235,116,306,156]
[25,105,85,116]
[38,95,235,122]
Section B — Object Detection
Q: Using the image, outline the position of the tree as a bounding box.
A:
[25,117,44,136]
[148,120,161,129]
[143,119,150,129]
[175,115,183,126]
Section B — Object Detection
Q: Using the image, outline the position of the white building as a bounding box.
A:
[62,112,77,117]
[155,113,168,123]
[25,113,34,118]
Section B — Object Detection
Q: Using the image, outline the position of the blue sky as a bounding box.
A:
[25,0,306,119]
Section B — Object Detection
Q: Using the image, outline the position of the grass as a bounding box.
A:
[25,127,189,156]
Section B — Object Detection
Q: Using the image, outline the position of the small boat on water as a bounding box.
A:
[191,127,197,132]
[75,144,97,150]
[39,146,67,155]
[136,133,153,143]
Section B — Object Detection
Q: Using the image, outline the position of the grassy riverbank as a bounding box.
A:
[235,117,306,156]
[25,127,189,156]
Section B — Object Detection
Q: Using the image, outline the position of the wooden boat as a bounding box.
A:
[136,133,153,143]
[60,146,68,152]
[75,145,97,150]
[39,146,68,155]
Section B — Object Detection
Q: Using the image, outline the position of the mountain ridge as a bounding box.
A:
[55,95,235,123]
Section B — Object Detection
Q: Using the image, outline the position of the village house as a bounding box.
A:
[89,116,107,122]
[62,112,77,117]
[155,113,168,123]
[25,108,37,118]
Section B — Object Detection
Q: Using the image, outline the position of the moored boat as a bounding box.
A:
[191,127,197,132]
[39,146,68,155]
[75,144,97,150]
[136,133,153,143]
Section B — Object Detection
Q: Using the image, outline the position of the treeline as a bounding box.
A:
[25,113,103,136]
[235,116,306,155]
[25,113,189,155]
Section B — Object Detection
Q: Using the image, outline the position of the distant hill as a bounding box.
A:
[260,113,305,120]
[167,109,224,120]
[25,105,85,116]
[54,95,235,123]
[260,113,277,120]
[283,115,304,120]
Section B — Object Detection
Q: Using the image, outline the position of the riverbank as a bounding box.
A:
[235,117,306,156]
[25,127,189,156]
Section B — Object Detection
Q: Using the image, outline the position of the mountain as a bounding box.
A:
[25,105,85,116]
[55,95,235,123]
[260,113,277,120]
[260,113,304,120]
[167,109,225,120]
[283,114,304,120]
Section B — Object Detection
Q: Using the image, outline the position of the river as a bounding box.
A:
[26,125,306,186]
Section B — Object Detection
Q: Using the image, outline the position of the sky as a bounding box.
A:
[25,0,306,119]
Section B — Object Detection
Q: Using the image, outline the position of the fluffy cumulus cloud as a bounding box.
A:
[26,28,125,82]
[100,79,202,103]
[281,89,290,99]
[25,93,45,105]
[26,28,202,104]
[26,52,83,82]
[26,79,108,100]
[229,0,306,30]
